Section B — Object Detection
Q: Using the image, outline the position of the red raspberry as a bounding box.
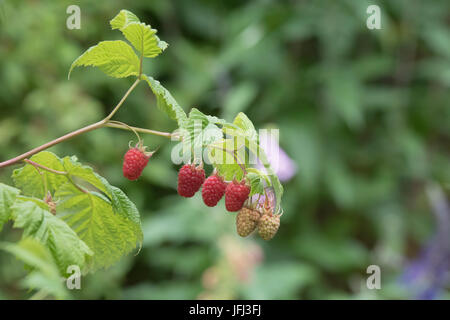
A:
[122,146,153,180]
[177,164,205,197]
[225,180,250,212]
[201,174,227,207]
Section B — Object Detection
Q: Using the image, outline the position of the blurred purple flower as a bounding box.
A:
[400,185,450,299]
[256,130,297,182]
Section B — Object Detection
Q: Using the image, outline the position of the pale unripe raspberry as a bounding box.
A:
[236,207,261,237]
[258,213,280,240]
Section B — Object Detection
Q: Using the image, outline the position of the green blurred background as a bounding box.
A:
[0,0,449,299]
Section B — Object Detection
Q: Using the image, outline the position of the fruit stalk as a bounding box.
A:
[0,79,172,169]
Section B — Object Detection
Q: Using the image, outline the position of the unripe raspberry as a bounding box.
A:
[123,146,153,180]
[44,191,57,215]
[202,174,227,207]
[177,164,205,197]
[236,207,261,237]
[225,180,250,212]
[258,213,280,240]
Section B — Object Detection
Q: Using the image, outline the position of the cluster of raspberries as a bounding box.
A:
[177,163,249,212]
[122,146,280,240]
[176,163,280,240]
[236,206,280,240]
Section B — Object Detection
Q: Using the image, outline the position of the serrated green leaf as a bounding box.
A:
[185,108,225,149]
[207,139,246,181]
[11,151,143,272]
[110,10,168,58]
[12,151,67,199]
[247,141,284,213]
[247,171,266,197]
[0,238,69,299]
[110,9,140,29]
[55,181,142,271]
[188,108,226,127]
[15,196,49,210]
[11,200,93,275]
[0,183,20,231]
[202,123,223,146]
[142,74,188,127]
[222,113,258,145]
[68,40,140,79]
[121,22,167,58]
[61,155,111,196]
[233,112,258,143]
[12,152,109,199]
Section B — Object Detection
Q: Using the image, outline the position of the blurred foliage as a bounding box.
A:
[0,0,449,299]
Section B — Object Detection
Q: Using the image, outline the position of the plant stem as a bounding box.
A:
[107,120,143,145]
[23,159,68,175]
[0,79,143,169]
[0,120,105,168]
[27,159,49,196]
[104,78,140,121]
[104,121,173,138]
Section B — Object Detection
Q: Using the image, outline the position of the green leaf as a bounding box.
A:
[222,112,258,144]
[207,139,246,181]
[184,108,224,148]
[11,200,93,275]
[246,170,267,197]
[202,123,223,146]
[12,151,67,199]
[232,112,258,143]
[0,183,20,231]
[61,155,111,196]
[247,141,284,213]
[11,151,143,272]
[0,238,69,299]
[110,10,168,58]
[55,181,142,271]
[110,9,140,29]
[142,74,188,127]
[187,108,226,127]
[122,22,168,57]
[68,40,140,79]
[12,152,109,199]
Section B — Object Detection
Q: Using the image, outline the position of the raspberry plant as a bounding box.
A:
[0,10,284,298]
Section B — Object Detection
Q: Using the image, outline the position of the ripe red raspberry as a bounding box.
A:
[201,174,227,207]
[225,180,250,212]
[177,164,205,197]
[122,145,154,180]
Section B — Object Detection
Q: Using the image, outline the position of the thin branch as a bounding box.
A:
[138,49,144,78]
[0,120,105,168]
[104,121,173,138]
[23,159,68,175]
[0,79,142,169]
[107,120,143,144]
[104,78,140,121]
[27,159,48,196]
